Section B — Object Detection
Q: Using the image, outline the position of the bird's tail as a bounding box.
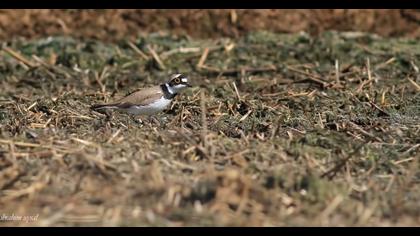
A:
[90,103,118,111]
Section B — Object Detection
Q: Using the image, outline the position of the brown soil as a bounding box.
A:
[0,10,419,42]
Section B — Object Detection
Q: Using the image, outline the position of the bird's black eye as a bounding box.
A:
[174,78,181,84]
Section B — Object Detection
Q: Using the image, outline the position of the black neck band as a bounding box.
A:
[161,84,177,99]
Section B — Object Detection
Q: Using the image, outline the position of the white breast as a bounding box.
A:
[124,96,172,115]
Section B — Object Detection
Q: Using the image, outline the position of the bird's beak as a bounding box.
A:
[186,83,192,88]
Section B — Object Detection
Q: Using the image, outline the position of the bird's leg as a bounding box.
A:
[124,115,130,129]
[105,111,114,127]
[148,115,161,126]
[154,116,161,126]
[105,113,112,122]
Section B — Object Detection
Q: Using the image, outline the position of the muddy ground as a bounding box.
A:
[0,10,420,41]
[0,11,419,226]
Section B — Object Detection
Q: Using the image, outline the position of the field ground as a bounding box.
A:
[0,31,419,226]
[1,10,420,41]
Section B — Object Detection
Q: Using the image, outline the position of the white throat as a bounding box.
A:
[166,83,187,94]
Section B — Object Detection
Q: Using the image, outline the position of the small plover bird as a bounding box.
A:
[91,74,192,118]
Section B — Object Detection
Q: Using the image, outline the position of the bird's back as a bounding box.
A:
[91,85,163,110]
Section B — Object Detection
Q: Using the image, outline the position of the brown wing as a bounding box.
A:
[111,86,163,108]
